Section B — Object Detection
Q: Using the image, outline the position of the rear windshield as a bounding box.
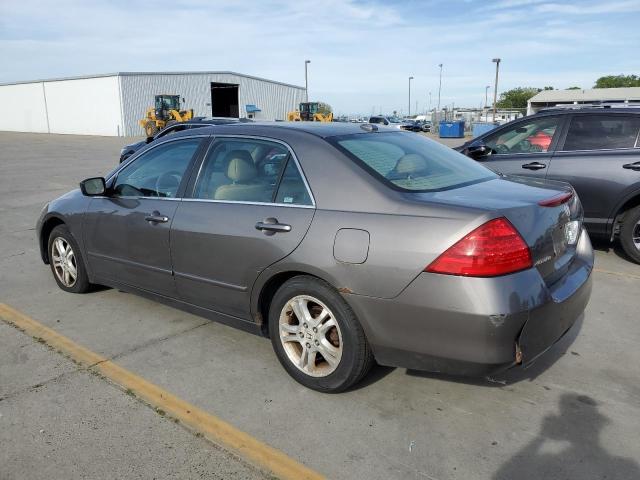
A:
[329,132,496,192]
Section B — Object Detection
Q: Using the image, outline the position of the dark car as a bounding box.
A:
[119,117,251,163]
[38,122,592,392]
[457,106,640,263]
[399,119,422,132]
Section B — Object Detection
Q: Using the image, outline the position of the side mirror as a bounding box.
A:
[467,143,491,160]
[80,177,106,196]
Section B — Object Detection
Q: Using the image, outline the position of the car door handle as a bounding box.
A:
[145,212,169,223]
[255,218,292,234]
[522,162,547,170]
[623,162,640,171]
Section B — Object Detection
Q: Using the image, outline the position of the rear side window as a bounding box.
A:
[330,132,496,192]
[561,115,640,151]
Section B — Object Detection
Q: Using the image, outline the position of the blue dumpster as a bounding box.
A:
[472,122,497,138]
[439,120,465,138]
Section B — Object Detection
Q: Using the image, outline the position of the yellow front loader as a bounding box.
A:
[287,102,333,122]
[139,94,194,137]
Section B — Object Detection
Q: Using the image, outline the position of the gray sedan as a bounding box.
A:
[37,122,593,392]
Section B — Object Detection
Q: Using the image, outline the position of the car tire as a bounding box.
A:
[145,121,158,137]
[619,205,640,264]
[268,275,374,393]
[47,225,92,293]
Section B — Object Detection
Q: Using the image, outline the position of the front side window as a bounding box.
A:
[193,138,311,205]
[485,116,561,154]
[331,132,495,192]
[112,139,201,198]
[561,115,640,151]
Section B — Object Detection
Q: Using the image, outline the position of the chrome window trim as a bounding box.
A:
[557,147,640,154]
[181,198,315,209]
[106,135,209,200]
[190,134,316,208]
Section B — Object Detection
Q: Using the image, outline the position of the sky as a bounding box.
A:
[1,0,639,116]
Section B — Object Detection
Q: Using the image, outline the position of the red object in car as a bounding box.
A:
[527,131,552,150]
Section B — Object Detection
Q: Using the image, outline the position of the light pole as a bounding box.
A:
[304,60,311,102]
[437,64,443,113]
[428,91,432,114]
[408,76,414,117]
[492,58,501,122]
[485,85,490,109]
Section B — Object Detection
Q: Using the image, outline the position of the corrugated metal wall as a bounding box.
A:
[120,73,306,136]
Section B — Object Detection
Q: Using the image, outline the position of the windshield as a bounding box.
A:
[329,132,496,192]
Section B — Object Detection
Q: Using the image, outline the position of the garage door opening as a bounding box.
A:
[210,82,239,117]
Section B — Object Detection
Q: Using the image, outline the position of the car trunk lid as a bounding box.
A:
[408,176,582,284]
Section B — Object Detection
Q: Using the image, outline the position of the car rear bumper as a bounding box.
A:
[346,228,593,376]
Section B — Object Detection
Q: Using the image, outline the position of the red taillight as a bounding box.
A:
[425,217,532,277]
[538,191,573,207]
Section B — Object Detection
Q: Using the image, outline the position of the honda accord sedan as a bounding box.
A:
[37,122,593,392]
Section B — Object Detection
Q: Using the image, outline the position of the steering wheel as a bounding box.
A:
[155,171,182,198]
[517,139,532,153]
[495,144,510,154]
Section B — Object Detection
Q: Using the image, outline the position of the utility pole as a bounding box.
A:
[485,85,490,109]
[408,76,414,117]
[437,64,443,113]
[492,58,501,123]
[428,91,432,114]
[304,60,311,102]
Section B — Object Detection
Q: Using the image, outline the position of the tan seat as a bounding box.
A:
[214,150,269,202]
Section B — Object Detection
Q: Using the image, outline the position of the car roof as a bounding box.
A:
[534,106,640,116]
[169,121,399,139]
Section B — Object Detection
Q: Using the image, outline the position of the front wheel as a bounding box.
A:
[48,225,92,293]
[269,276,374,392]
[144,121,158,137]
[620,205,640,264]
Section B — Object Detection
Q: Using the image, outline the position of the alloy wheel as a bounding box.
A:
[279,295,343,377]
[633,220,640,251]
[51,237,77,287]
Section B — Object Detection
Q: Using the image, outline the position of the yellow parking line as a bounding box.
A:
[593,268,640,280]
[0,303,324,480]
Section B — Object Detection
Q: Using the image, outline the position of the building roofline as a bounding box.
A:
[0,71,306,90]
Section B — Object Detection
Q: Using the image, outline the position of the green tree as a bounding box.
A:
[566,86,582,90]
[495,87,543,109]
[594,75,640,88]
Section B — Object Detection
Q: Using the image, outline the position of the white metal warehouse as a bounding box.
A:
[0,72,307,136]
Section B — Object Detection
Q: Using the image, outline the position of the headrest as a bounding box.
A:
[395,154,427,175]
[224,150,257,182]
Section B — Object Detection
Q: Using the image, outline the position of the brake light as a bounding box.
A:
[425,218,532,277]
[538,191,573,207]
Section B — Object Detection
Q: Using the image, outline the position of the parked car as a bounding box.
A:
[38,123,593,392]
[399,119,422,132]
[119,117,251,163]
[368,116,404,129]
[419,120,432,132]
[457,106,640,263]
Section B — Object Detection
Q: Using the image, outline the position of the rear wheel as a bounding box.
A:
[144,121,158,137]
[268,276,374,392]
[48,225,92,293]
[620,205,640,264]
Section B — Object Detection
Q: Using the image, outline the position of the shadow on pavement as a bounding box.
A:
[493,393,640,480]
